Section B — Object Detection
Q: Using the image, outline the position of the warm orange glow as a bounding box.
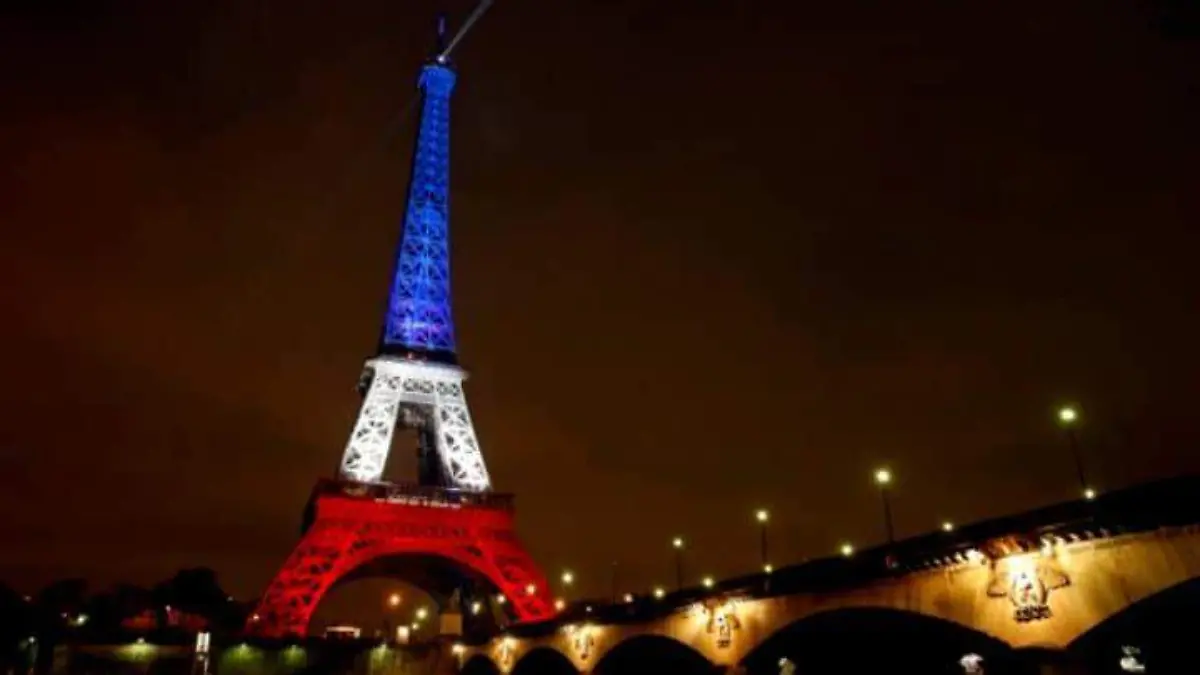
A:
[554,598,566,611]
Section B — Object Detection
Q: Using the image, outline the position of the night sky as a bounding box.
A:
[2,0,1198,627]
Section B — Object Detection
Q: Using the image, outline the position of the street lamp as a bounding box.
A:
[1057,405,1093,499]
[387,593,402,609]
[702,576,714,589]
[755,509,770,570]
[874,467,895,543]
[840,542,854,557]
[414,607,428,622]
[942,521,955,533]
[672,537,685,590]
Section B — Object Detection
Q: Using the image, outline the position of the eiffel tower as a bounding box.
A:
[247,14,554,637]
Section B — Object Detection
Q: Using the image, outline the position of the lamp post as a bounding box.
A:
[1057,406,1093,499]
[755,509,770,571]
[874,468,895,543]
[383,592,401,638]
[560,570,574,603]
[672,537,685,590]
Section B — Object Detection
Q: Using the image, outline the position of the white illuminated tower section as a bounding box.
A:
[337,49,491,491]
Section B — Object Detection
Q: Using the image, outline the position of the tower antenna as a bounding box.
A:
[438,0,496,62]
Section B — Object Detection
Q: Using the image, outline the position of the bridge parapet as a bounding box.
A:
[458,475,1200,672]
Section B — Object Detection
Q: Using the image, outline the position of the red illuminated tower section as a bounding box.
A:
[246,17,554,637]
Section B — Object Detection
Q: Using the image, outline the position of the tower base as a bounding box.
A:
[247,480,555,637]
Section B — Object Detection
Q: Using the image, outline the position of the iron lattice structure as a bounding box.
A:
[339,357,490,490]
[337,61,492,491]
[249,45,555,637]
[383,63,457,360]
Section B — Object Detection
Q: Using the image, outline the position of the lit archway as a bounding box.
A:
[593,635,716,675]
[1069,577,1200,674]
[511,647,577,675]
[741,608,1020,675]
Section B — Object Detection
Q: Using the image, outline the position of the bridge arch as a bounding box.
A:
[740,607,1021,675]
[1068,577,1200,673]
[592,634,715,675]
[461,653,500,675]
[511,647,578,675]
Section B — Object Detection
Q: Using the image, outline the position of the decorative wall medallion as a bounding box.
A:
[986,555,1069,622]
[569,626,594,661]
[496,639,514,670]
[694,597,742,648]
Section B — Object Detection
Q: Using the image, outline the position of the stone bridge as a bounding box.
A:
[454,476,1200,674]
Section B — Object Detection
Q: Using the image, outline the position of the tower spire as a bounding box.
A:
[379,17,459,364]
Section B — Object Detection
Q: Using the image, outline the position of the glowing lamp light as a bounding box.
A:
[874,468,892,486]
[585,606,593,613]
[653,587,665,599]
[496,595,507,605]
[470,601,482,615]
[1058,406,1078,425]
[387,593,402,608]
[840,543,855,557]
[554,598,566,611]
[1084,487,1097,501]
[763,564,774,574]
[702,576,715,589]
[672,537,685,549]
[415,607,428,621]
[942,521,955,532]
[136,638,146,645]
[250,614,261,622]
[623,593,634,603]
[410,622,420,631]
[451,643,465,656]
[524,583,536,595]
[561,571,574,585]
[755,509,769,523]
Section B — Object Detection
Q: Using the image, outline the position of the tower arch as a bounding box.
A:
[249,482,553,636]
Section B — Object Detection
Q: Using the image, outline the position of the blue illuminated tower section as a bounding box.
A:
[381,57,458,363]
